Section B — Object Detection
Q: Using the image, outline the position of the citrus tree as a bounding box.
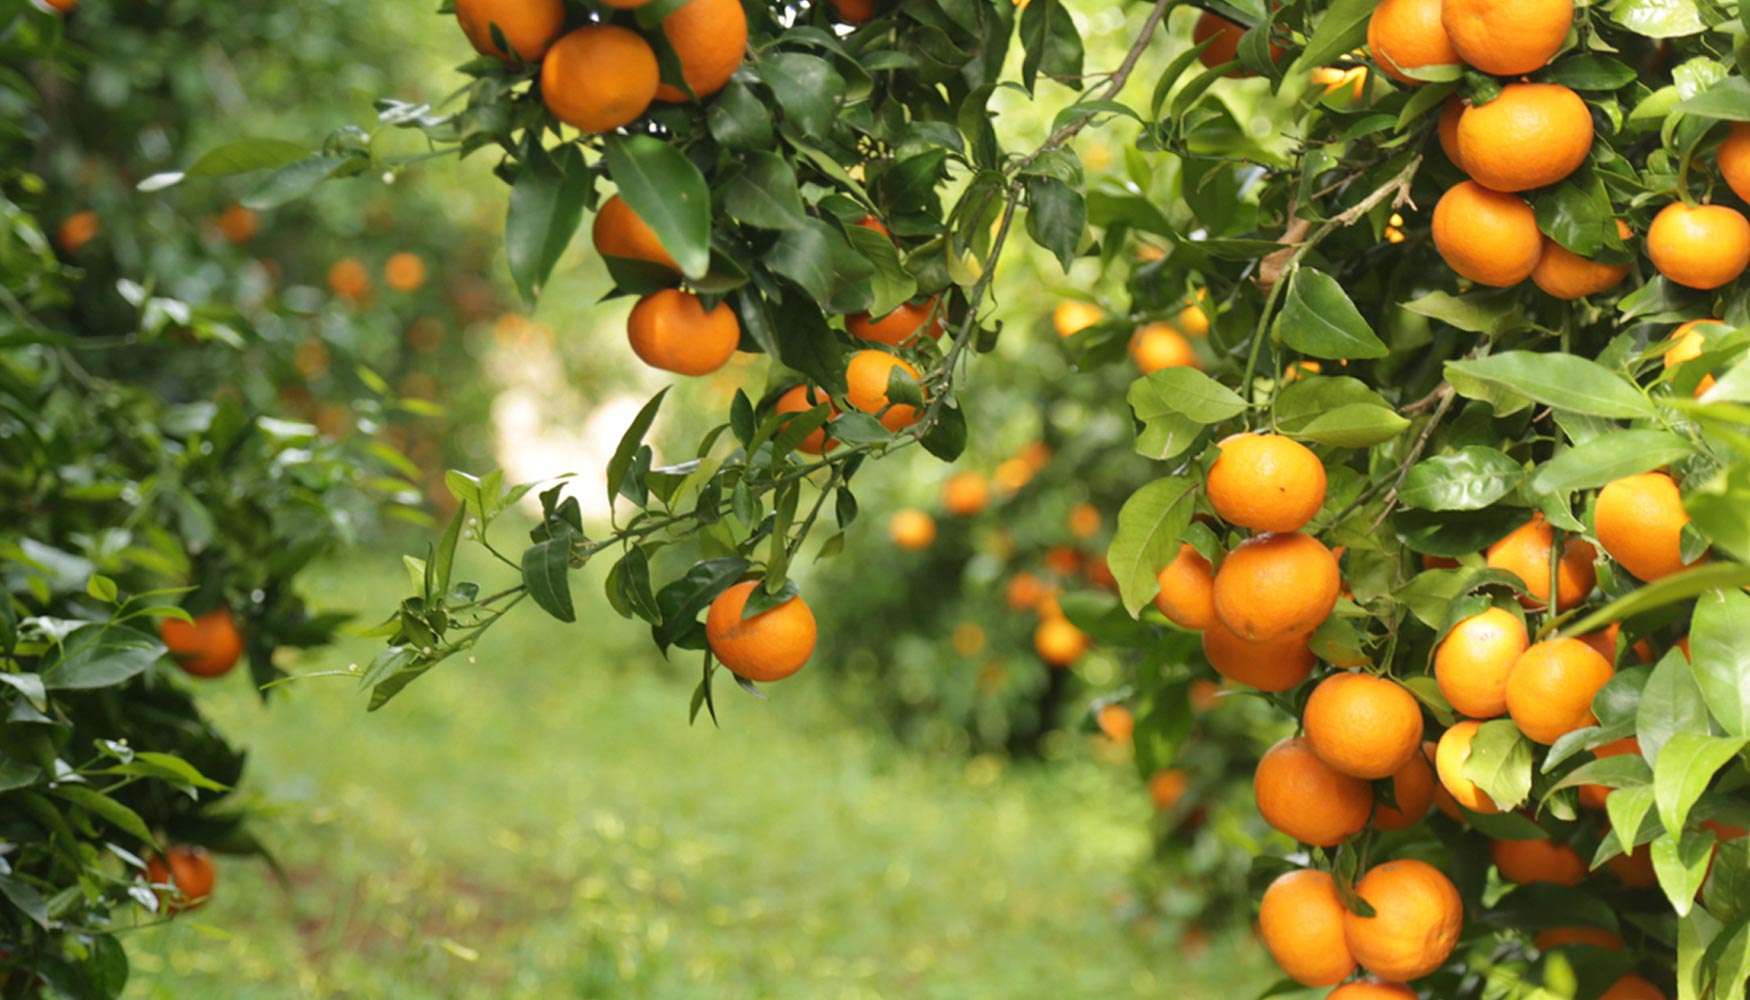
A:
[169,0,1750,997]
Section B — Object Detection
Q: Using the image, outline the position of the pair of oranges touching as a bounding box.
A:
[1362,0,1750,293]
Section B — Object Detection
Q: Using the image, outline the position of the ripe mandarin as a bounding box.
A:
[1492,837,1587,886]
[455,0,563,60]
[1304,672,1425,780]
[1533,221,1634,300]
[1367,0,1459,85]
[844,350,923,431]
[160,608,245,679]
[593,195,679,271]
[1505,638,1614,745]
[1211,532,1341,642]
[1202,624,1315,692]
[1595,472,1699,582]
[1434,607,1528,719]
[705,581,817,682]
[1259,869,1359,987]
[1485,513,1596,611]
[653,0,747,101]
[1442,0,1573,76]
[1647,202,1750,290]
[541,26,659,133]
[1343,860,1464,982]
[1434,720,1501,814]
[1254,737,1374,847]
[1206,433,1327,533]
[848,298,943,347]
[626,289,741,376]
[1154,543,1217,631]
[1432,182,1543,286]
[774,384,835,454]
[1374,752,1437,831]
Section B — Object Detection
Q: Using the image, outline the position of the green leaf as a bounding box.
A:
[1545,55,1638,91]
[1692,588,1750,735]
[723,152,807,231]
[1128,368,1248,424]
[0,873,50,930]
[1400,448,1524,512]
[1608,784,1659,854]
[1653,733,1748,840]
[521,534,576,624]
[1526,430,1694,499]
[1688,464,1750,563]
[1290,404,1410,447]
[759,53,844,138]
[44,625,164,690]
[1024,175,1086,271]
[652,557,750,651]
[1638,649,1713,766]
[50,785,154,844]
[604,135,711,280]
[242,155,350,210]
[608,388,670,507]
[1400,289,1534,338]
[1608,0,1705,37]
[1562,563,1750,637]
[186,137,311,177]
[1673,78,1750,121]
[769,293,847,395]
[1461,719,1534,812]
[1652,829,1714,916]
[505,144,589,304]
[845,225,917,319]
[1108,477,1197,618]
[1018,0,1083,92]
[706,80,774,150]
[764,220,837,303]
[921,403,968,462]
[1274,268,1388,361]
[1296,0,1374,71]
[1447,352,1654,419]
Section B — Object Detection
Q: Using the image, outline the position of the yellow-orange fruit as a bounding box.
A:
[1595,472,1698,582]
[1722,124,1750,205]
[889,509,936,550]
[1533,220,1634,299]
[145,846,216,915]
[1202,624,1315,692]
[848,298,943,346]
[1259,870,1359,987]
[844,350,923,431]
[1434,720,1501,815]
[1434,607,1528,719]
[1206,433,1328,533]
[627,289,741,376]
[1149,768,1190,811]
[1373,752,1437,831]
[1211,532,1341,642]
[1053,300,1104,338]
[1441,0,1573,76]
[1485,514,1596,611]
[1368,0,1459,85]
[1432,182,1543,286]
[1505,638,1614,745]
[774,384,835,455]
[1129,323,1199,373]
[593,195,679,272]
[456,0,563,61]
[1303,672,1425,779]
[216,204,258,243]
[1004,571,1048,611]
[1439,99,1469,172]
[1600,975,1668,1000]
[1343,860,1464,982]
[1154,543,1217,631]
[1457,83,1593,193]
[1664,318,1725,395]
[1097,703,1134,743]
[328,258,370,300]
[1329,984,1420,1000]
[160,608,246,679]
[941,472,991,516]
[383,252,427,293]
[1492,837,1587,886]
[705,581,817,682]
[653,0,748,102]
[1254,737,1374,847]
[1647,202,1750,290]
[1034,616,1089,667]
[541,26,659,134]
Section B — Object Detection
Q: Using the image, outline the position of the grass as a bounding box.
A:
[122,552,1271,999]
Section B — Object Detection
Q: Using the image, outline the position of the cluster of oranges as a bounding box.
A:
[454,0,746,133]
[1363,0,1750,293]
[1051,292,1211,375]
[1139,429,1731,997]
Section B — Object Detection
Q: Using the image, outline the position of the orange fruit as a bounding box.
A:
[56,210,99,253]
[1534,927,1623,950]
[1016,440,1053,471]
[1005,572,1048,611]
[1259,869,1359,987]
[1433,607,1528,719]
[1647,202,1750,290]
[774,384,835,454]
[1304,672,1425,779]
[1034,616,1089,667]
[1202,624,1315,691]
[1432,182,1542,286]
[327,258,370,300]
[1211,532,1341,642]
[1607,845,1657,888]
[1254,737,1374,847]
[1533,220,1634,299]
[161,608,245,679]
[1595,472,1698,582]
[456,0,563,61]
[1506,638,1613,744]
[1148,768,1190,811]
[1129,323,1199,373]
[593,194,679,272]
[1457,83,1592,193]
[1485,513,1596,611]
[847,298,943,346]
[1722,124,1750,205]
[1434,720,1501,814]
[1067,502,1101,539]
[1374,751,1437,831]
[542,26,659,133]
[1439,99,1469,171]
[383,252,427,293]
[1329,984,1420,1000]
[145,847,215,915]
[627,289,741,376]
[1097,704,1134,743]
[1492,837,1587,886]
[889,509,937,550]
[1367,0,1459,85]
[1441,0,1573,76]
[1178,292,1211,337]
[1154,543,1217,631]
[830,0,878,21]
[1053,300,1104,338]
[844,350,923,431]
[1600,975,1667,1000]
[1284,360,1323,382]
[1343,859,1464,982]
[705,581,817,682]
[941,472,990,516]
[653,0,748,102]
[216,204,258,243]
[1043,545,1081,578]
[1206,433,1328,533]
[1664,319,1725,395]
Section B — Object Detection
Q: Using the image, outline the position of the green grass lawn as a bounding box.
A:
[122,552,1270,999]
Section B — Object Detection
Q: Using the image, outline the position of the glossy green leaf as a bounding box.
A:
[1400,448,1524,512]
[1109,476,1197,618]
[604,135,711,279]
[1274,268,1388,360]
[1446,352,1654,419]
